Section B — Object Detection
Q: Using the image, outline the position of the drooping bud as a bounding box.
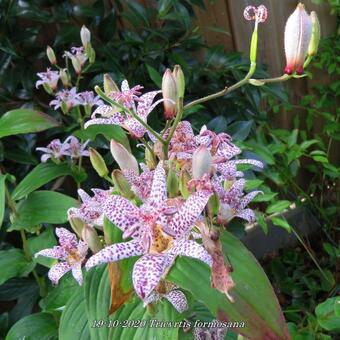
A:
[81,225,102,253]
[308,12,320,56]
[46,46,56,65]
[162,69,177,120]
[172,65,185,99]
[89,148,109,177]
[284,3,312,75]
[80,25,91,47]
[110,140,139,174]
[59,69,70,87]
[104,74,119,95]
[69,216,85,238]
[167,164,179,198]
[111,169,134,199]
[192,145,212,179]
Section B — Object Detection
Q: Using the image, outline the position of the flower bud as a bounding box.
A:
[167,165,179,198]
[69,216,85,238]
[172,65,185,99]
[308,11,320,56]
[89,148,109,177]
[82,225,102,253]
[42,83,53,95]
[145,146,156,170]
[110,140,139,174]
[80,25,91,47]
[59,69,70,87]
[284,3,312,75]
[104,74,119,95]
[179,170,190,199]
[46,46,56,65]
[71,56,82,74]
[111,169,134,199]
[162,69,177,119]
[192,145,212,179]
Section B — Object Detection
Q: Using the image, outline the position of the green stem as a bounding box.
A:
[141,138,156,159]
[94,86,164,144]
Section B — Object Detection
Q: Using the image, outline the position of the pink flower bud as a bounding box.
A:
[46,46,56,65]
[162,69,177,120]
[284,3,312,75]
[80,25,91,47]
[110,140,139,173]
[192,145,212,179]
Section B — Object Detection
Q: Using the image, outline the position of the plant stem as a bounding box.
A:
[94,86,164,144]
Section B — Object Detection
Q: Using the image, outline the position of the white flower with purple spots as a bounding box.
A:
[68,188,112,227]
[76,91,104,107]
[36,139,69,163]
[84,80,163,138]
[36,68,59,90]
[35,228,88,285]
[85,162,212,303]
[50,87,80,111]
[63,136,90,159]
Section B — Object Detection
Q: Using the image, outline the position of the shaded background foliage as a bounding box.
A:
[0,0,339,339]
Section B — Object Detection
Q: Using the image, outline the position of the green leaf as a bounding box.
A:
[252,192,277,202]
[10,191,77,230]
[146,64,162,88]
[256,211,268,234]
[316,297,340,332]
[168,231,289,339]
[244,179,263,191]
[0,248,34,285]
[226,121,253,141]
[12,163,73,200]
[0,109,59,138]
[266,200,291,214]
[59,289,90,340]
[271,216,292,233]
[300,139,319,150]
[6,312,58,340]
[287,129,298,148]
[0,173,7,228]
[74,125,130,151]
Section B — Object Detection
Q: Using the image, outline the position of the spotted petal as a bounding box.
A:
[169,190,212,238]
[124,118,146,138]
[48,262,71,285]
[240,191,262,209]
[170,240,212,267]
[71,262,84,285]
[35,246,68,260]
[104,195,140,233]
[56,228,78,249]
[236,208,256,223]
[165,290,188,313]
[85,239,143,270]
[137,91,161,119]
[132,254,174,300]
[147,162,166,205]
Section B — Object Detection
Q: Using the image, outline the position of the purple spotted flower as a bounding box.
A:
[36,139,69,163]
[36,68,59,90]
[64,136,90,159]
[68,188,112,227]
[85,162,212,303]
[64,47,88,73]
[35,228,88,285]
[50,87,79,111]
[213,178,262,224]
[84,80,163,138]
[76,91,104,107]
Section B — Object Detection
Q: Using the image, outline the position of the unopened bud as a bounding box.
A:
[284,3,312,75]
[104,74,119,95]
[145,146,156,170]
[89,148,109,177]
[167,165,179,198]
[59,69,70,87]
[110,140,139,173]
[192,145,212,179]
[80,25,91,47]
[71,56,82,74]
[162,69,177,120]
[172,65,185,98]
[82,225,102,253]
[179,170,190,199]
[111,169,134,199]
[46,46,56,65]
[308,11,320,56]
[69,216,85,238]
[42,83,53,95]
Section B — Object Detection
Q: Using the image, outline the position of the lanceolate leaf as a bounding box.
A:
[0,109,59,138]
[0,173,7,228]
[12,163,73,200]
[168,231,289,340]
[10,191,78,230]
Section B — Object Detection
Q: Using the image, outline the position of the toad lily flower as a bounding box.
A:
[36,68,59,91]
[85,162,212,302]
[284,3,312,75]
[36,139,70,163]
[84,80,163,138]
[35,228,88,285]
[50,87,79,112]
[64,136,90,159]
[68,188,112,227]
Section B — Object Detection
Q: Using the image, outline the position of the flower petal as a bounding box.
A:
[239,191,262,209]
[35,246,68,260]
[71,262,83,285]
[132,254,174,300]
[169,240,212,267]
[169,190,212,238]
[147,162,166,205]
[123,118,146,138]
[85,239,143,270]
[165,290,188,313]
[104,195,141,233]
[137,91,161,119]
[48,262,71,285]
[235,208,256,223]
[55,228,78,249]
